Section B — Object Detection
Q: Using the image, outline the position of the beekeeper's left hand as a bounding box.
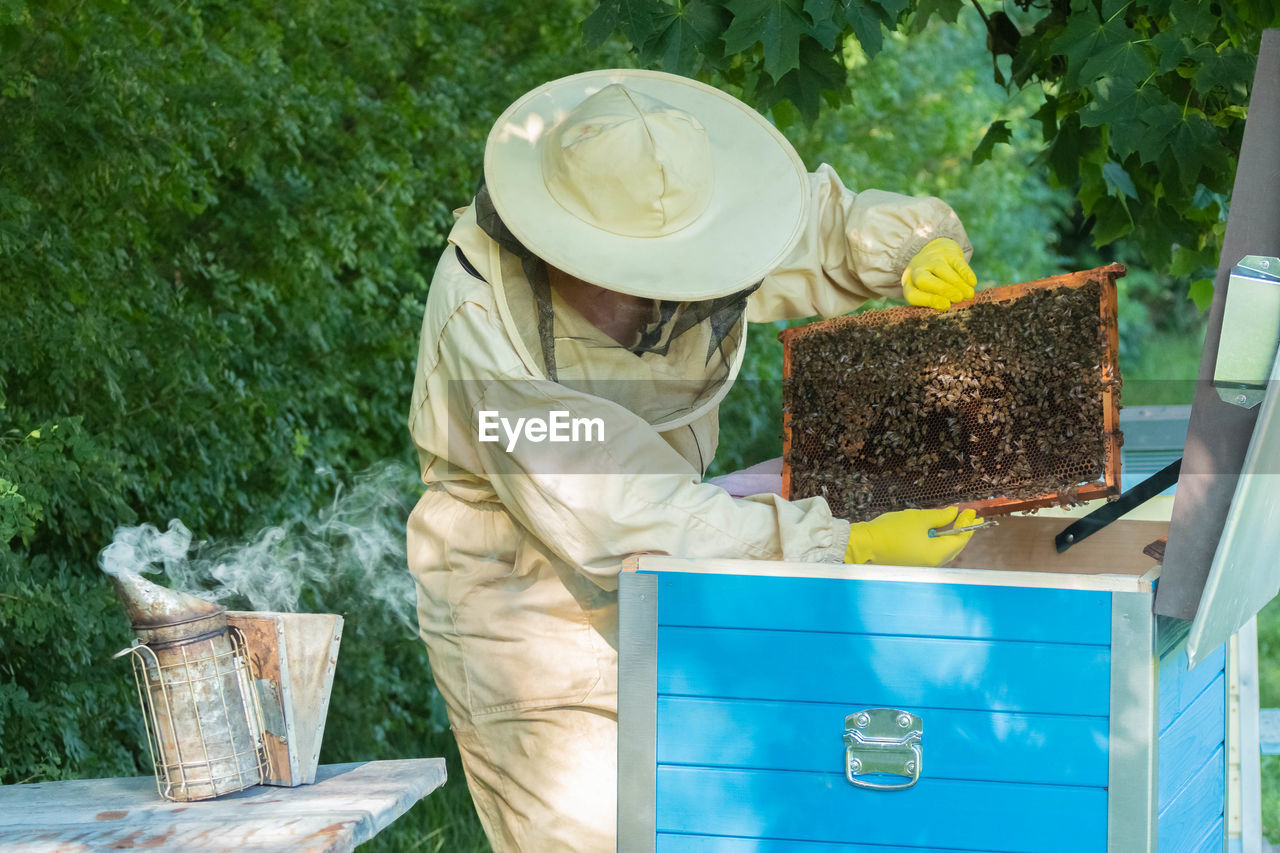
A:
[844,506,980,567]
[902,238,976,310]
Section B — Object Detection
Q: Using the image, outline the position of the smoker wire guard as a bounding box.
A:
[778,264,1125,518]
[115,626,272,802]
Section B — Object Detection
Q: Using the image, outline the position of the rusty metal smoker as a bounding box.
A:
[112,572,268,801]
[112,573,343,802]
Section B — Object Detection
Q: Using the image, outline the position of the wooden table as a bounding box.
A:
[0,758,446,852]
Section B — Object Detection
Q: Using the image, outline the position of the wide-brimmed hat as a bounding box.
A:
[483,69,810,301]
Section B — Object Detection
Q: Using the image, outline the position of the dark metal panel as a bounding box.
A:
[1158,30,1280,619]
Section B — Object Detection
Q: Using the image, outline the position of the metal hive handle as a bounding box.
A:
[843,708,923,791]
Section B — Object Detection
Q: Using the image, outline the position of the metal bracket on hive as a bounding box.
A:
[1214,255,1280,410]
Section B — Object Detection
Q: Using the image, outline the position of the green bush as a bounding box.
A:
[1,1,619,848]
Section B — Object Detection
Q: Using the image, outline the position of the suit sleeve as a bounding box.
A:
[426,301,852,590]
[747,163,973,322]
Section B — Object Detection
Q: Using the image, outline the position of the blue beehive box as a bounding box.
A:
[618,405,1276,852]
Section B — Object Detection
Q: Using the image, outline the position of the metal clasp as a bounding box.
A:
[843,708,923,791]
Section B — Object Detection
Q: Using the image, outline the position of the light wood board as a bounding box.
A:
[0,759,445,852]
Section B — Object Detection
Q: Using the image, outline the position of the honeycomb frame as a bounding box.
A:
[779,264,1125,519]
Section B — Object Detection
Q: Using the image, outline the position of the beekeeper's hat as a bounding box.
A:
[483,69,809,300]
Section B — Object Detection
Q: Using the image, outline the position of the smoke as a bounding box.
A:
[97,460,420,635]
[99,517,195,579]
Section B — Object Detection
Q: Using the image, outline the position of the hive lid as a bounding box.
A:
[1184,348,1280,668]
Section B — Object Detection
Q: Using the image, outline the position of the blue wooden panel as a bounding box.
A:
[654,573,1111,645]
[1188,816,1226,853]
[1159,641,1226,731]
[1156,745,1226,853]
[1158,671,1226,809]
[656,765,1106,852]
[657,626,1111,716]
[656,835,1006,852]
[657,696,1108,788]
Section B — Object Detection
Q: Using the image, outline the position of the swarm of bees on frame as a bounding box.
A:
[785,280,1115,522]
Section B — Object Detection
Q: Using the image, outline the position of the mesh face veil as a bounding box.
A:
[472,183,755,430]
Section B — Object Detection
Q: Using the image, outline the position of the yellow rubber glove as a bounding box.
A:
[902,238,977,310]
[844,507,980,567]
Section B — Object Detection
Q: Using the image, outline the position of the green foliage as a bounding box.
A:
[585,0,1277,301]
[2,0,617,848]
[1260,596,1280,842]
[712,13,1072,473]
[1006,0,1271,298]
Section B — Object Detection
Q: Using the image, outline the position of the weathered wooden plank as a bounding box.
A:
[0,759,446,852]
[657,626,1111,716]
[654,572,1111,645]
[657,696,1108,788]
[955,516,1168,577]
[1158,671,1227,809]
[1157,745,1226,853]
[656,765,1106,852]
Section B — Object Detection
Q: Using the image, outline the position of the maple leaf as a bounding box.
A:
[1169,0,1219,37]
[801,0,842,50]
[722,0,809,80]
[1188,278,1214,311]
[1191,45,1254,98]
[972,120,1011,165]
[1078,35,1155,86]
[1052,10,1131,88]
[1151,29,1190,75]
[1134,99,1181,164]
[1079,77,1162,161]
[1089,195,1134,245]
[844,0,886,57]
[584,0,661,49]
[1167,111,1228,193]
[756,35,846,120]
[910,0,963,34]
[876,0,910,20]
[1102,160,1138,200]
[642,0,727,73]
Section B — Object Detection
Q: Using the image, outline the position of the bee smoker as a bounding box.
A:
[112,573,343,802]
[112,572,268,801]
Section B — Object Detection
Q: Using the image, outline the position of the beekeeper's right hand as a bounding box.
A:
[902,238,976,310]
[844,507,978,567]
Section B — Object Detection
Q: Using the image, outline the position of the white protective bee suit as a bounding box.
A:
[406,70,971,853]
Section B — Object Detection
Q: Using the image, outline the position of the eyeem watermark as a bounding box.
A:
[478,410,605,452]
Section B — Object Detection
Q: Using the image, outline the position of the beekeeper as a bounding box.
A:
[407,69,980,852]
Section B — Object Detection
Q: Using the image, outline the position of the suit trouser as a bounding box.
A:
[446,680,617,853]
[408,488,619,852]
